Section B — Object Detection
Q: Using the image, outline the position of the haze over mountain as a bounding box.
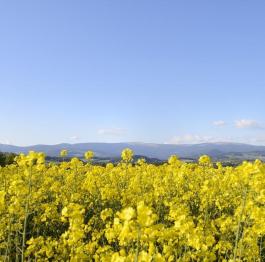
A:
[1,142,265,160]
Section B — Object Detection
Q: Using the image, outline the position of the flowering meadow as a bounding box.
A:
[0,149,265,261]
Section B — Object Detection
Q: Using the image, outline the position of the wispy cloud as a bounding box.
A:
[213,120,226,127]
[97,128,127,137]
[167,134,217,144]
[166,133,265,146]
[0,138,12,145]
[69,135,79,141]
[235,119,263,129]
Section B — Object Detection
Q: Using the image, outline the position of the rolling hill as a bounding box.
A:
[1,142,265,161]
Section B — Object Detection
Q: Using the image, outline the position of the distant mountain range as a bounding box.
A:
[1,142,265,161]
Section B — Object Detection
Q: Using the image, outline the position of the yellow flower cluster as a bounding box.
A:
[0,149,265,261]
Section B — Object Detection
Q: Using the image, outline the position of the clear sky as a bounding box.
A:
[1,1,265,146]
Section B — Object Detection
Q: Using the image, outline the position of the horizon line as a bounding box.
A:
[0,141,264,147]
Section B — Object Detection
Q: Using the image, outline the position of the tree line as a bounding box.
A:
[0,152,16,166]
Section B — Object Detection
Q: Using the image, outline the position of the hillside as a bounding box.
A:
[1,142,265,161]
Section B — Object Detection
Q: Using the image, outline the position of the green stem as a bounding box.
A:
[233,189,247,261]
[4,217,12,262]
[21,167,33,262]
[134,225,141,262]
[15,231,20,262]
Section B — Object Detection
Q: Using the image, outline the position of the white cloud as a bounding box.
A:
[69,135,79,141]
[244,136,265,145]
[213,120,226,127]
[168,134,217,144]
[235,119,263,129]
[166,134,265,146]
[97,128,126,136]
[0,138,12,145]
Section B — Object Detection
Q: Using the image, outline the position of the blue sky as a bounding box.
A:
[1,1,265,146]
